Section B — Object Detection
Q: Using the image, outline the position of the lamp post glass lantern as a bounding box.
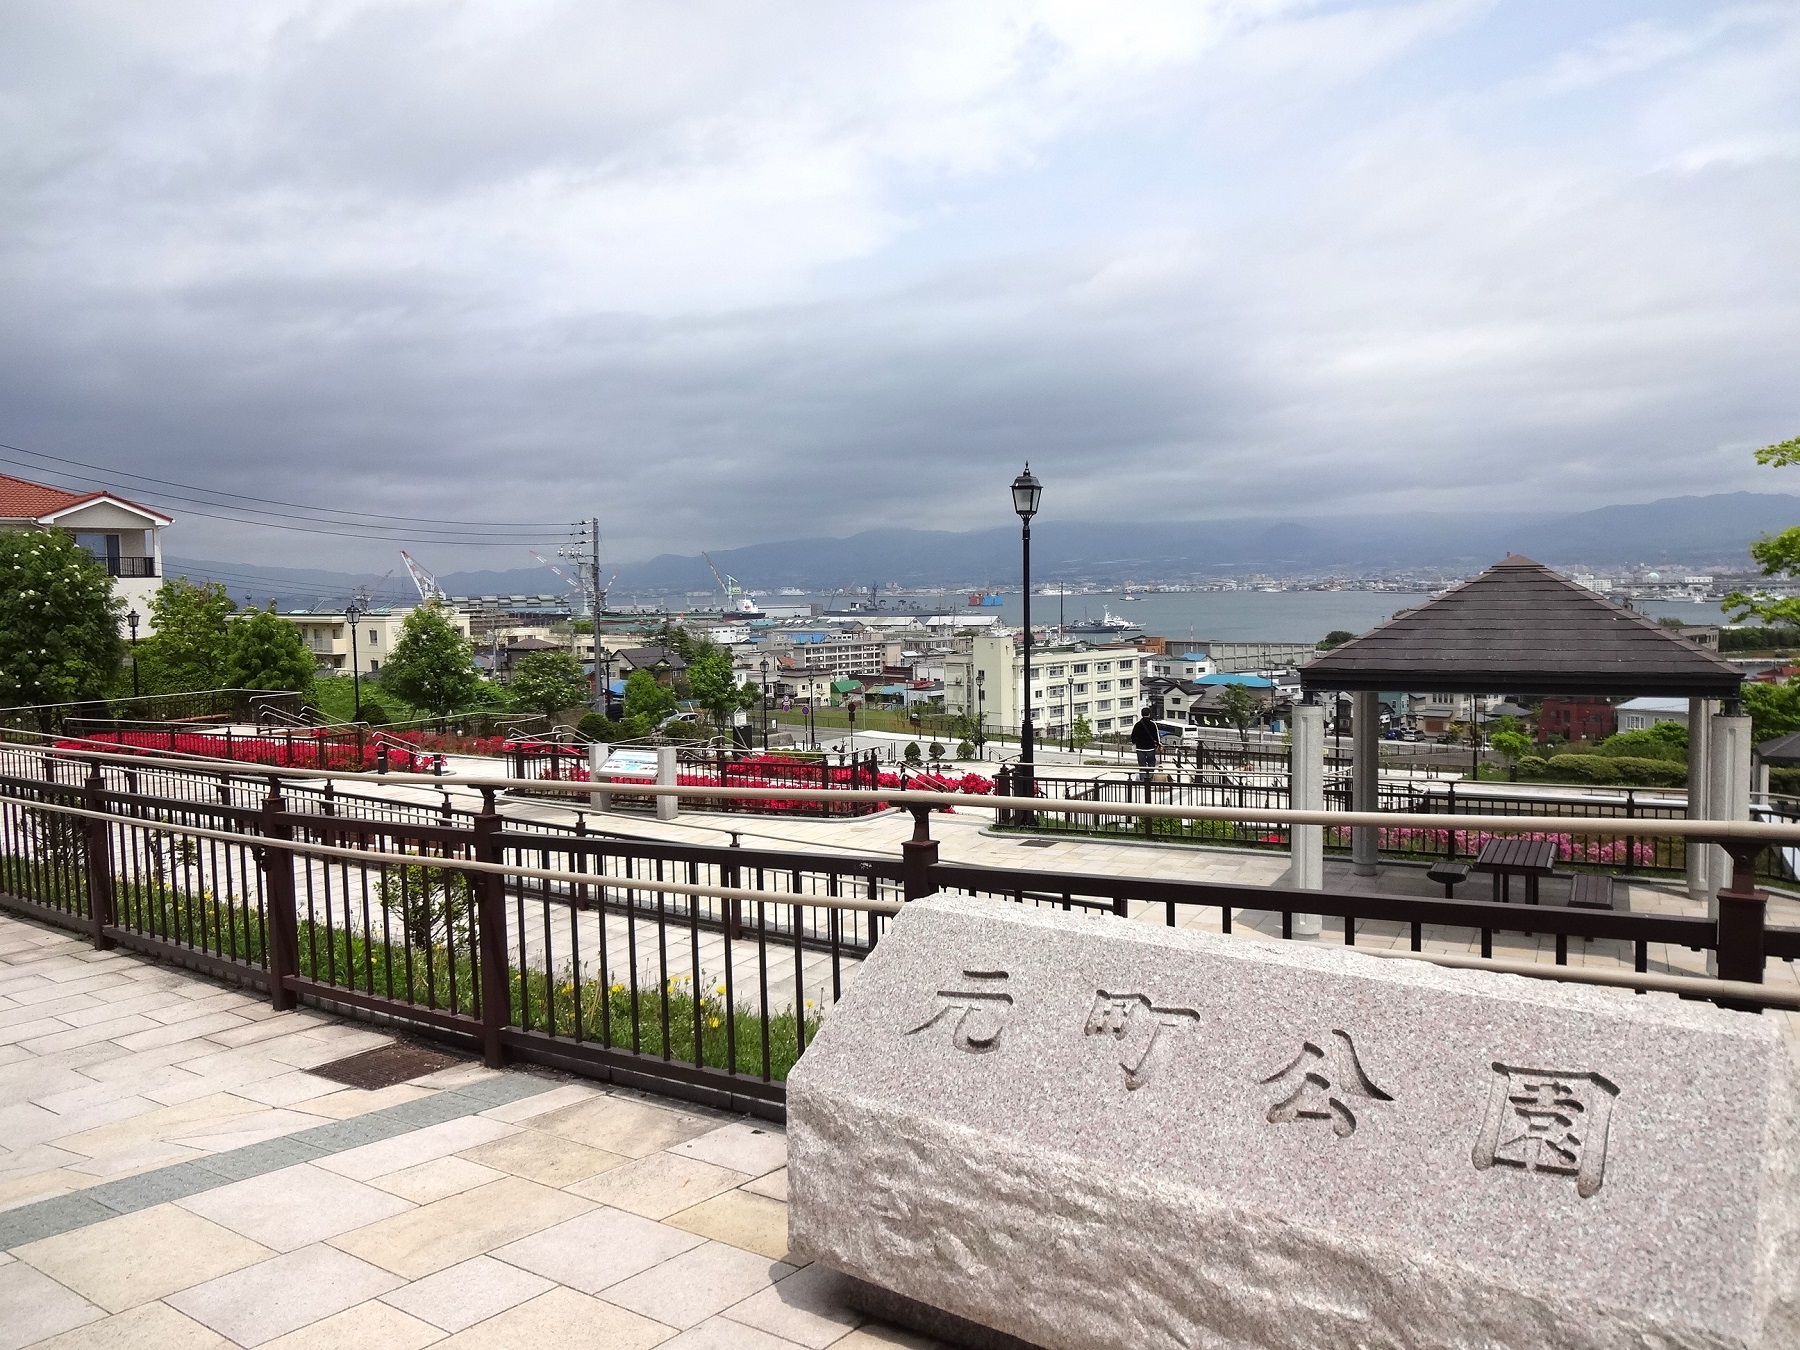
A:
[126,610,140,699]
[1011,465,1041,790]
[760,658,770,752]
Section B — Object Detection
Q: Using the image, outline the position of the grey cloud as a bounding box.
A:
[0,1,1795,574]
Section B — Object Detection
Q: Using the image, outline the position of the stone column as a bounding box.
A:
[1289,701,1324,936]
[1685,699,1712,901]
[1351,690,1380,876]
[1705,710,1751,976]
[656,745,679,821]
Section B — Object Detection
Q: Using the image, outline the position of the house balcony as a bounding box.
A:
[106,556,158,578]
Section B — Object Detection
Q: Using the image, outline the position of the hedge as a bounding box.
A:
[1533,754,1686,787]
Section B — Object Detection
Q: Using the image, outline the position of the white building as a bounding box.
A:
[944,634,1147,738]
[0,473,170,634]
[1146,651,1215,681]
[1614,697,1690,734]
[281,607,473,675]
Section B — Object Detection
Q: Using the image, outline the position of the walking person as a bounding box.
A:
[1130,707,1160,781]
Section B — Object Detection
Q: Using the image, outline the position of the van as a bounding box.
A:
[1153,719,1197,743]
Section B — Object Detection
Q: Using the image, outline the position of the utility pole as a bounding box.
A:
[588,517,604,716]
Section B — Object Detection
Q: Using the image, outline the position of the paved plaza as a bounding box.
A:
[0,916,933,1350]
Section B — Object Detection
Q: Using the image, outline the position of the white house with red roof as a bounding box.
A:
[0,473,171,633]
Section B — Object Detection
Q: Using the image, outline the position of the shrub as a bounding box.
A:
[1537,754,1685,787]
[957,739,975,760]
[904,741,922,764]
[928,742,944,761]
[1515,755,1549,778]
[1595,723,1687,763]
[1771,767,1800,797]
[378,856,473,951]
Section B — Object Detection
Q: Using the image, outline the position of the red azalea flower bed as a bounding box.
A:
[523,753,996,816]
[54,727,513,774]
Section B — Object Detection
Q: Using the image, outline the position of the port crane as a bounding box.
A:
[398,550,446,603]
[702,553,759,615]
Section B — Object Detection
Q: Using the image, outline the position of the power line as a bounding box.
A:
[0,441,573,530]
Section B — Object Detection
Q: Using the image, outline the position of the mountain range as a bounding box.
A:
[167,491,1795,609]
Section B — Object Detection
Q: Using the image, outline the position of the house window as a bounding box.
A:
[1074,702,1090,714]
[1048,665,1065,677]
[1072,664,1089,674]
[369,659,380,672]
[1073,683,1088,695]
[1117,658,1134,671]
[1098,718,1113,731]
[1118,679,1134,692]
[1098,699,1113,711]
[1097,681,1112,692]
[369,629,379,644]
[1096,662,1112,672]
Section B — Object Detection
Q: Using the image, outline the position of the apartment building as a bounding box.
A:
[282,607,473,675]
[0,472,171,634]
[944,634,1147,738]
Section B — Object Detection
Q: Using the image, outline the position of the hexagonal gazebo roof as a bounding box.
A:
[1299,556,1742,698]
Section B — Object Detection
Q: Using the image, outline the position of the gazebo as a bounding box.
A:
[1295,556,1745,909]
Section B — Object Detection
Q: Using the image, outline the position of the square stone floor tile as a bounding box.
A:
[532,1096,715,1158]
[52,1093,268,1166]
[741,1169,788,1203]
[436,1287,672,1350]
[168,1243,402,1348]
[0,1260,103,1350]
[259,1298,445,1350]
[722,1264,864,1349]
[28,1299,227,1350]
[231,1072,342,1109]
[380,1254,553,1332]
[317,1115,519,1182]
[177,1163,414,1250]
[329,1176,591,1280]
[457,1128,626,1187]
[827,1326,939,1349]
[491,1206,704,1294]
[662,1318,809,1349]
[15,1203,274,1313]
[669,1124,787,1178]
[369,1156,504,1205]
[476,1083,600,1124]
[566,1153,748,1220]
[667,1191,790,1262]
[603,1243,795,1331]
[303,1084,436,1120]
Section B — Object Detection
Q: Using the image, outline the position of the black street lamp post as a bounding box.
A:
[127,610,141,699]
[345,600,364,723]
[760,657,770,752]
[975,669,986,760]
[1011,465,1042,795]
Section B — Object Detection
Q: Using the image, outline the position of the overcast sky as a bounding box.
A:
[2,1,1797,573]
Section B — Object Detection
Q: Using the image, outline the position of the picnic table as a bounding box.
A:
[1471,837,1558,905]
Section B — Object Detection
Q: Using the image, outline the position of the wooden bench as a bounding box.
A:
[1425,861,1470,898]
[1567,874,1617,911]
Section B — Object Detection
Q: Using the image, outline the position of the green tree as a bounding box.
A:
[1745,679,1800,743]
[687,645,756,736]
[1489,726,1534,774]
[223,607,315,693]
[138,577,235,693]
[0,530,123,725]
[1070,715,1094,752]
[1316,629,1356,651]
[1218,683,1258,749]
[1724,433,1800,625]
[623,668,678,725]
[509,649,589,719]
[379,603,478,718]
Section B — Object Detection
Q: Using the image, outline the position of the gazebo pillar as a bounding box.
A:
[1706,709,1753,977]
[1351,690,1380,876]
[1686,699,1713,901]
[1288,701,1324,936]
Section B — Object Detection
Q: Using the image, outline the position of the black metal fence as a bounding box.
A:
[3,751,1794,1119]
[1012,771,1793,882]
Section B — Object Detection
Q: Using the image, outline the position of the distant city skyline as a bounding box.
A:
[2,2,1796,569]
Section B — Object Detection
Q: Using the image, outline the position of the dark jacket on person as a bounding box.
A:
[1129,715,1160,751]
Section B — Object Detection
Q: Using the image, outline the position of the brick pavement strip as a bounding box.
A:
[0,914,901,1349]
